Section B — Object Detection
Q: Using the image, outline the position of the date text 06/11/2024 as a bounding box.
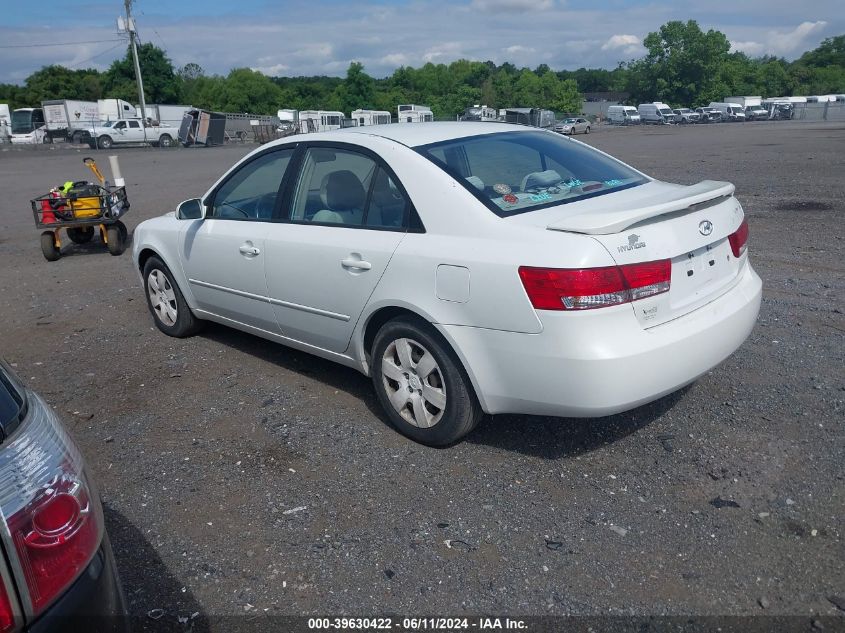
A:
[307,618,528,630]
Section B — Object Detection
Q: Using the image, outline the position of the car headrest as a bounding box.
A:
[520,170,562,192]
[465,176,485,191]
[321,170,366,211]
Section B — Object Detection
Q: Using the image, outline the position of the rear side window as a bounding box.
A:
[0,361,27,440]
[417,131,647,217]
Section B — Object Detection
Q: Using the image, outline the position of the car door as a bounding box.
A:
[126,119,146,142]
[179,146,295,333]
[263,144,411,353]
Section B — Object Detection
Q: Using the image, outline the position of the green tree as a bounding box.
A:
[335,62,375,112]
[23,65,102,103]
[102,43,181,104]
[629,20,732,106]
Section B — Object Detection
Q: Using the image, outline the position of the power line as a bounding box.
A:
[68,41,128,69]
[0,39,124,49]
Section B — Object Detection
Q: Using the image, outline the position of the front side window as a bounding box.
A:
[417,131,647,217]
[210,148,293,220]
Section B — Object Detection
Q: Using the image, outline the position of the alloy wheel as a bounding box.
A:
[147,270,177,326]
[381,337,447,428]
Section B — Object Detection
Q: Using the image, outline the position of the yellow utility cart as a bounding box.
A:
[30,158,130,262]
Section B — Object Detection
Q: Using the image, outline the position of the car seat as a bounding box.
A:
[312,170,366,224]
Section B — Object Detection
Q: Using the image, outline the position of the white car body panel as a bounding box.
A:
[133,122,762,419]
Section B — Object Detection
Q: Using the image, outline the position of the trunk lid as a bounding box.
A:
[533,180,746,327]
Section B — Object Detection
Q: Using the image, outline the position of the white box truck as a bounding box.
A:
[724,96,762,108]
[97,99,137,122]
[142,104,192,128]
[41,99,100,143]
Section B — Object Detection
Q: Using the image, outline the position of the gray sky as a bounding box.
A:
[0,0,842,84]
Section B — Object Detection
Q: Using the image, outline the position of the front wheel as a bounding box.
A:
[106,220,127,255]
[97,135,113,149]
[40,231,60,261]
[371,317,482,446]
[158,134,173,148]
[142,256,203,337]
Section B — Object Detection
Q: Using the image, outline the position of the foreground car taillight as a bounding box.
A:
[0,579,14,632]
[0,395,103,616]
[728,219,749,257]
[518,259,671,310]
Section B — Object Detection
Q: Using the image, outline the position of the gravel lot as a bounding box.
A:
[0,122,843,631]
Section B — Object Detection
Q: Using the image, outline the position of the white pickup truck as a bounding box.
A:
[85,118,179,149]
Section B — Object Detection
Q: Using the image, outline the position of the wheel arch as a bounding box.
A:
[356,303,490,413]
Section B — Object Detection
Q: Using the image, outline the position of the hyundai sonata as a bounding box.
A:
[133,123,761,446]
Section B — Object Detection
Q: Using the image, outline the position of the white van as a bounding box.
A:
[299,110,344,132]
[351,109,392,126]
[708,102,746,122]
[607,105,640,125]
[637,102,674,124]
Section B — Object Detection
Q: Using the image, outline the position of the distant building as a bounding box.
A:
[581,92,630,120]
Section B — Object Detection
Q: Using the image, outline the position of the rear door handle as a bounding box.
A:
[341,257,372,271]
[239,243,260,257]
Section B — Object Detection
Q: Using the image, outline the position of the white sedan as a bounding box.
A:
[132,122,762,446]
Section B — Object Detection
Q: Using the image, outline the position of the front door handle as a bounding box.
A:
[341,257,372,271]
[239,243,260,257]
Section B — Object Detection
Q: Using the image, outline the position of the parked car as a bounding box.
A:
[744,105,768,121]
[695,107,723,123]
[132,122,761,446]
[672,108,701,124]
[554,117,590,134]
[0,359,127,630]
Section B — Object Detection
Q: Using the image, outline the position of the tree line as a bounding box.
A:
[1,21,842,119]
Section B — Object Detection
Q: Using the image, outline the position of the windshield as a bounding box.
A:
[563,118,577,123]
[658,108,673,115]
[11,110,33,134]
[99,121,115,128]
[417,130,647,218]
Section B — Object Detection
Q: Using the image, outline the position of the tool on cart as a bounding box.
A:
[31,156,130,262]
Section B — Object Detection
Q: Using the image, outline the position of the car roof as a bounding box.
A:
[309,122,535,148]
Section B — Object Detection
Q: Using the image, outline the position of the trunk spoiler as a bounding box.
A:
[547,180,735,235]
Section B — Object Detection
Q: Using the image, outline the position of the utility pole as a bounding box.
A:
[124,0,146,123]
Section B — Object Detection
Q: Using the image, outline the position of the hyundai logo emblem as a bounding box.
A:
[699,220,714,236]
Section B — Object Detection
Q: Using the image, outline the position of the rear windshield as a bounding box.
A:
[416,130,647,217]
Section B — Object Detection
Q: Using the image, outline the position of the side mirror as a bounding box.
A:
[176,198,203,220]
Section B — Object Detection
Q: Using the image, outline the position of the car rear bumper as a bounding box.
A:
[439,262,762,417]
[29,535,129,633]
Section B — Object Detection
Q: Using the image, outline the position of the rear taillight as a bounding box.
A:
[0,579,14,632]
[0,394,103,617]
[8,474,100,614]
[518,259,671,311]
[729,219,749,257]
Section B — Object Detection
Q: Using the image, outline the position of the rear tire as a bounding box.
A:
[106,221,126,255]
[371,317,482,446]
[585,126,590,134]
[67,226,94,244]
[142,256,203,337]
[40,231,60,261]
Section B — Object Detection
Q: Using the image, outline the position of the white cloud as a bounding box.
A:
[470,0,554,11]
[601,34,640,51]
[503,45,536,54]
[731,20,828,56]
[252,63,290,75]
